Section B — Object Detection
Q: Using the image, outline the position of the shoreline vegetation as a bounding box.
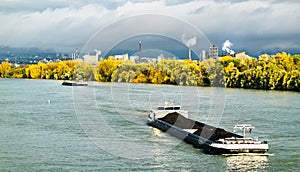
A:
[0,52,299,91]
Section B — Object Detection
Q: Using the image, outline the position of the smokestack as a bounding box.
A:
[139,41,142,63]
[75,48,78,59]
[182,35,197,60]
[188,48,191,60]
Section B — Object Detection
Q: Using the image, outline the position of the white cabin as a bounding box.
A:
[148,102,188,121]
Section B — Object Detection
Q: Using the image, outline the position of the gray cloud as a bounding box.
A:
[190,5,210,14]
[213,0,249,3]
[165,0,194,6]
[0,0,160,12]
[251,6,273,14]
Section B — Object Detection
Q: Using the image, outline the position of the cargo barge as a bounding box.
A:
[62,80,88,86]
[147,103,269,154]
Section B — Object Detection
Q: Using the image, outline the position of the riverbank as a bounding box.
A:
[0,52,299,91]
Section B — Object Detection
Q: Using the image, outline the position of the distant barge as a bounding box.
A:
[61,81,88,86]
[147,103,269,154]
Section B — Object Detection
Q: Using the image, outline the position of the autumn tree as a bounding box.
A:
[0,62,12,78]
[95,56,123,82]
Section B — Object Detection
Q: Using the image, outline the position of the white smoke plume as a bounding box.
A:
[182,35,197,59]
[182,34,197,47]
[222,40,235,55]
[94,49,101,56]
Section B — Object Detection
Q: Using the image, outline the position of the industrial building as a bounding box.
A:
[82,49,101,66]
[114,54,129,60]
[209,45,219,60]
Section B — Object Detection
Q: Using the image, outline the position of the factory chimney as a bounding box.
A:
[75,48,79,59]
[188,48,191,60]
[139,41,142,63]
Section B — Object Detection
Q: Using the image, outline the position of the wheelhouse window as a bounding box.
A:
[157,106,181,110]
[174,107,180,110]
[157,107,164,110]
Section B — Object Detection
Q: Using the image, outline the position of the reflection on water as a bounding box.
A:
[225,154,269,172]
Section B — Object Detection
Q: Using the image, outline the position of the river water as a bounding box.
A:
[0,79,299,171]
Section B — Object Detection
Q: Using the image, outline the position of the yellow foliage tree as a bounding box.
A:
[95,57,122,82]
[26,64,41,79]
[0,62,12,78]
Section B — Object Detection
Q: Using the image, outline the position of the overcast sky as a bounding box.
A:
[0,0,300,56]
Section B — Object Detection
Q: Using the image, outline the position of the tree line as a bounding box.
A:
[0,52,299,91]
[0,60,93,81]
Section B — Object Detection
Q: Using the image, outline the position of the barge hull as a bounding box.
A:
[205,145,269,154]
[148,119,211,149]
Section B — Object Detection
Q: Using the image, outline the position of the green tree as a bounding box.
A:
[73,61,94,81]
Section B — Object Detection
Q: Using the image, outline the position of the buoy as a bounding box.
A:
[48,100,51,104]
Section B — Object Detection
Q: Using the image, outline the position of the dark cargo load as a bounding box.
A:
[158,112,242,141]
